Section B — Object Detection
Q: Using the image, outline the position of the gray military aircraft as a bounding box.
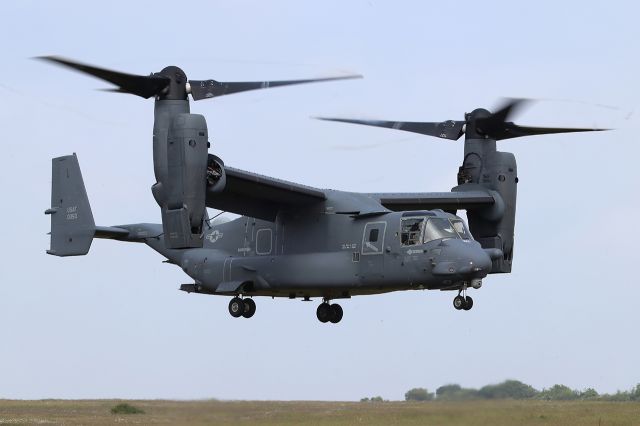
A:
[42,57,605,323]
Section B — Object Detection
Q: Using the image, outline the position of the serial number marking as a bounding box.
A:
[65,205,78,220]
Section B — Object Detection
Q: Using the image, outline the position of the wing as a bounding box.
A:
[367,190,496,212]
[206,167,326,221]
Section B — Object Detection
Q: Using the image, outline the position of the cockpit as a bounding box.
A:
[401,214,472,246]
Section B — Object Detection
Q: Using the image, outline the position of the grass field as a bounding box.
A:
[0,399,639,425]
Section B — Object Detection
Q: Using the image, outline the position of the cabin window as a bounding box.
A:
[256,228,272,255]
[401,217,425,246]
[368,228,379,243]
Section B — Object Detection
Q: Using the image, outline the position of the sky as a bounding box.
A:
[0,1,639,401]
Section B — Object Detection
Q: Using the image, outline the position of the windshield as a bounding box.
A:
[450,219,472,240]
[423,218,473,243]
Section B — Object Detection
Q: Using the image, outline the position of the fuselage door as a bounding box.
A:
[360,221,386,279]
[362,221,386,255]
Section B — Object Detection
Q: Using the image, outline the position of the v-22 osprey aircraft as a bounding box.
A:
[42,57,605,324]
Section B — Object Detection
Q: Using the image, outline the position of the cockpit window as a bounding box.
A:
[402,216,473,245]
[450,219,472,240]
[423,218,460,243]
[401,217,425,246]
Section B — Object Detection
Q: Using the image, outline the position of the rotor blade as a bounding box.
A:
[37,56,170,99]
[491,123,609,140]
[315,117,466,140]
[474,98,531,137]
[188,74,362,101]
[489,98,531,123]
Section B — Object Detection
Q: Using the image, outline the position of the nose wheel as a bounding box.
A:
[453,288,474,311]
[316,301,343,324]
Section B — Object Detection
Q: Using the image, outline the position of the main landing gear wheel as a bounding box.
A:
[228,297,244,318]
[242,298,256,318]
[316,303,331,323]
[317,302,344,324]
[329,304,343,324]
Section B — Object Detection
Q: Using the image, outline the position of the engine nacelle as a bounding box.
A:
[162,113,209,249]
[455,142,517,274]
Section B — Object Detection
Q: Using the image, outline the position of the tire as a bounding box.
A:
[242,298,256,318]
[316,303,331,323]
[329,304,343,324]
[228,297,245,318]
[463,296,473,311]
[453,295,465,310]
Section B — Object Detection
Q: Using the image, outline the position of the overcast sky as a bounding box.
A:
[0,1,638,400]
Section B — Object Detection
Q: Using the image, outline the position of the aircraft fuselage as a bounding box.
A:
[162,208,493,299]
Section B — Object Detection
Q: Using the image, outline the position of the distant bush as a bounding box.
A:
[538,384,579,401]
[361,396,385,402]
[403,381,640,403]
[405,388,434,401]
[436,384,479,401]
[110,403,145,415]
[601,391,631,402]
[478,380,538,400]
[579,388,599,400]
[631,384,640,401]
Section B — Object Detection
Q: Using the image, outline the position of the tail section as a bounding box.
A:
[45,154,96,256]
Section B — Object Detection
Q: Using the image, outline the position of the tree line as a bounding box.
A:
[360,380,640,402]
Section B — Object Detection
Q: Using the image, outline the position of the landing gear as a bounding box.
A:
[329,304,343,323]
[228,297,256,318]
[453,287,474,311]
[453,295,466,310]
[462,296,473,311]
[242,298,256,318]
[229,297,245,318]
[316,301,343,324]
[316,303,331,323]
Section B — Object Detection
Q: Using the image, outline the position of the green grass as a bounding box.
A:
[0,400,638,425]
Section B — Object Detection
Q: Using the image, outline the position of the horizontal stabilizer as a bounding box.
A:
[94,226,130,239]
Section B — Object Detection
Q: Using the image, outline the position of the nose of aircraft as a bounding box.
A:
[431,239,493,278]
[462,246,493,277]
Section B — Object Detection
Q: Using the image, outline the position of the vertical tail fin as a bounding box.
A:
[45,154,96,256]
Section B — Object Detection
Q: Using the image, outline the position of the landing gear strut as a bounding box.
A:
[228,296,256,318]
[453,286,474,311]
[316,300,343,324]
